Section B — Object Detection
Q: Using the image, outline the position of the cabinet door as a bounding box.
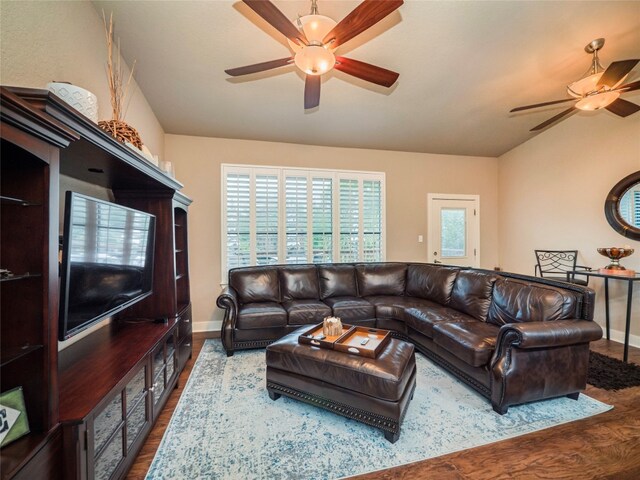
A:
[90,361,150,480]
[151,343,166,411]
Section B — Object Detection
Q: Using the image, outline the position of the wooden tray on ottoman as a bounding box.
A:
[298,323,353,349]
[334,326,391,358]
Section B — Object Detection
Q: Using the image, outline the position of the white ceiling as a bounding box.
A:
[92,0,640,157]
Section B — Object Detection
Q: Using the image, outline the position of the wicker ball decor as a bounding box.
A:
[98,119,142,149]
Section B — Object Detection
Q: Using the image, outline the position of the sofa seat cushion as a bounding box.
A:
[237,302,287,329]
[323,296,375,322]
[365,296,437,320]
[355,263,407,297]
[487,278,579,326]
[433,321,500,367]
[405,305,476,339]
[283,299,331,325]
[266,332,416,401]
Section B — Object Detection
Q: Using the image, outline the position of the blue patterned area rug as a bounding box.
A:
[146,340,612,479]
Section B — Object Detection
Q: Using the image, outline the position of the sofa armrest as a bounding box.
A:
[490,320,602,414]
[216,286,239,356]
[496,320,603,350]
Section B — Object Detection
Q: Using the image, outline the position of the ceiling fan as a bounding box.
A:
[511,38,640,131]
[225,0,403,109]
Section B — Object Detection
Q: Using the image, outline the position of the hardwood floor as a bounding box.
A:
[126,333,640,480]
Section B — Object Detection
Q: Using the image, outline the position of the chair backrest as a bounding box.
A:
[534,250,578,277]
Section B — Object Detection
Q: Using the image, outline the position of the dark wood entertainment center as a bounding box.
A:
[1,87,193,480]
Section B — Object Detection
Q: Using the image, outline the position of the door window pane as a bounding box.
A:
[441,208,466,257]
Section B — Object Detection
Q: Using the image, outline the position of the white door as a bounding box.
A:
[427,194,480,267]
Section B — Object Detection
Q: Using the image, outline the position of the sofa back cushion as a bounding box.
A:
[229,267,279,304]
[449,270,498,321]
[356,263,407,297]
[406,264,459,305]
[487,278,579,326]
[279,266,319,300]
[318,264,358,299]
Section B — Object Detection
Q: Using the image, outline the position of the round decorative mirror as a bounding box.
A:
[605,170,640,241]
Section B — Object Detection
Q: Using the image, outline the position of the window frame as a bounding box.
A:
[221,164,386,279]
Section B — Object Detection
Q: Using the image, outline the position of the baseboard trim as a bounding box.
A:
[606,327,640,349]
[194,320,222,333]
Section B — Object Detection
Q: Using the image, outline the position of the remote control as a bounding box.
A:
[360,338,369,345]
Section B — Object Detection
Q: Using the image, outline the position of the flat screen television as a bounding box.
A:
[59,192,156,340]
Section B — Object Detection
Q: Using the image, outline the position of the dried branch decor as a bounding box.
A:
[98,11,143,149]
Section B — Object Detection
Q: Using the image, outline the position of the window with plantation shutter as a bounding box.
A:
[221,165,385,275]
[312,177,333,263]
[255,174,279,265]
[285,175,308,263]
[225,173,251,269]
[339,178,360,262]
[363,179,382,262]
[634,191,640,228]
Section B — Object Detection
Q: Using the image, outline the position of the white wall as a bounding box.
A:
[165,135,500,332]
[0,0,165,157]
[499,112,640,345]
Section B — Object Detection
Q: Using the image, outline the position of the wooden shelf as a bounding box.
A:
[0,273,42,283]
[1,344,43,367]
[0,430,52,480]
[0,196,41,207]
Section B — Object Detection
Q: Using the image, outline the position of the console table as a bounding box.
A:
[567,270,640,362]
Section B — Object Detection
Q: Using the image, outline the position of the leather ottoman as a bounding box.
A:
[265,330,417,443]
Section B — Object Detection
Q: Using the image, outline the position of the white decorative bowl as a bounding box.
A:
[47,82,98,122]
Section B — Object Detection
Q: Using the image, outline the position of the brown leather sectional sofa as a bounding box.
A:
[216,262,602,413]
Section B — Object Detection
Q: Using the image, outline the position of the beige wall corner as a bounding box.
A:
[165,135,500,329]
[0,0,165,157]
[498,112,640,344]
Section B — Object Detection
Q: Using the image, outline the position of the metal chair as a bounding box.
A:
[534,250,591,286]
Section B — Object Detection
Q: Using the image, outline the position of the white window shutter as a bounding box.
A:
[312,177,333,263]
[255,174,279,265]
[363,179,382,262]
[285,175,308,263]
[225,173,251,269]
[339,178,360,262]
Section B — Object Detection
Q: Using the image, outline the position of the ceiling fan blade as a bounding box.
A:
[243,0,308,46]
[530,107,576,131]
[616,80,640,93]
[510,98,576,113]
[322,0,403,49]
[304,75,321,109]
[605,98,640,117]
[334,56,399,87]
[225,57,294,76]
[597,59,640,88]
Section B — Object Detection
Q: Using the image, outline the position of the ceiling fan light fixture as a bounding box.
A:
[294,45,335,75]
[575,90,620,111]
[288,14,337,52]
[567,72,604,98]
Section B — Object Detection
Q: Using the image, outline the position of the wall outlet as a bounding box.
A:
[418,235,424,243]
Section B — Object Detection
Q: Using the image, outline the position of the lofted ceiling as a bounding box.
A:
[92,0,640,157]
